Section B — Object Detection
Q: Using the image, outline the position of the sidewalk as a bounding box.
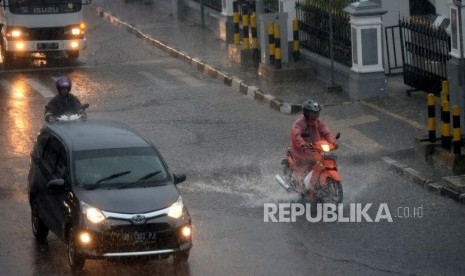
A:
[89,0,465,203]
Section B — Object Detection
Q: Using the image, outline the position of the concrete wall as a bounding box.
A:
[433,0,450,17]
[300,48,352,95]
[177,0,225,40]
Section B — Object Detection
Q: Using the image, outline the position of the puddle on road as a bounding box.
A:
[183,152,385,208]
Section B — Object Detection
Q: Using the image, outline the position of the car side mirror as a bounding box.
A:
[335,132,341,140]
[173,173,186,185]
[47,179,65,190]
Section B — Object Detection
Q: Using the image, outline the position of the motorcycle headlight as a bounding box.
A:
[167,196,184,218]
[81,202,106,224]
[321,144,331,152]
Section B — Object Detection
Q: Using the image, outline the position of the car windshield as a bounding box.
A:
[73,147,168,189]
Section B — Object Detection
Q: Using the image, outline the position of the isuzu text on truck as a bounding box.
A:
[0,0,91,69]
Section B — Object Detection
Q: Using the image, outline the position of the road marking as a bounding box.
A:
[25,78,55,98]
[327,115,385,152]
[164,68,204,87]
[360,101,425,130]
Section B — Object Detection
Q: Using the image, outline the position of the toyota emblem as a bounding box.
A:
[131,214,146,225]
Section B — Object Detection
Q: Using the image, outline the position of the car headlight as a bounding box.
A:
[81,202,106,224]
[167,196,184,218]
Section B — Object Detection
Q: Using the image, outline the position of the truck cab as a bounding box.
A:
[0,0,91,68]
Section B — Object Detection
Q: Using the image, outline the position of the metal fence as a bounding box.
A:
[295,0,355,67]
[399,17,451,95]
[264,0,279,13]
[234,0,278,14]
[193,0,222,12]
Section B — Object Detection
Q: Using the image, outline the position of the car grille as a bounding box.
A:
[92,223,179,254]
[25,27,66,41]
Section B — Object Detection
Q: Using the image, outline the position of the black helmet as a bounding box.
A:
[302,99,321,120]
[56,76,72,96]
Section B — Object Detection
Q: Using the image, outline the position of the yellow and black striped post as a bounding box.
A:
[233,1,240,45]
[241,5,250,50]
[292,19,300,61]
[440,90,447,134]
[441,100,451,150]
[268,21,275,65]
[250,14,259,60]
[427,93,436,143]
[442,80,450,101]
[453,105,461,154]
[274,23,281,69]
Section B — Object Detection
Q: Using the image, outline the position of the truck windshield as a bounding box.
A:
[8,0,82,14]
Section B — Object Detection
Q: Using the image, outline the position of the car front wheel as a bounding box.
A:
[31,200,49,242]
[68,227,85,270]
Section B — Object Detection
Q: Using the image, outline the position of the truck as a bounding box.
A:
[0,0,91,69]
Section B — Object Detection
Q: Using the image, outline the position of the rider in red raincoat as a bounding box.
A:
[290,99,336,182]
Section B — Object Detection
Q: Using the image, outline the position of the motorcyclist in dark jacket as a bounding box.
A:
[44,76,84,122]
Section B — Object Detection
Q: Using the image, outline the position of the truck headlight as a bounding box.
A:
[71,28,81,35]
[167,196,184,218]
[81,202,106,224]
[11,30,22,38]
[15,42,25,50]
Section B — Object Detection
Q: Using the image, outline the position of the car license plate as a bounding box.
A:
[37,42,59,50]
[134,232,156,242]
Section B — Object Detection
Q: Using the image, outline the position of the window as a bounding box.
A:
[36,132,50,160]
[42,136,66,176]
[74,147,168,188]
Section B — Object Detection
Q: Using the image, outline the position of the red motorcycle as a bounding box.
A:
[276,133,343,204]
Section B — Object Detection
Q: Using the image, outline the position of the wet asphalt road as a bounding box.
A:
[1,3,465,276]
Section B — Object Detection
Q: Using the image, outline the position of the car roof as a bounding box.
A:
[44,120,152,152]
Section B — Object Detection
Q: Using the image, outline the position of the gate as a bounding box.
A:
[385,25,403,75]
[399,17,451,95]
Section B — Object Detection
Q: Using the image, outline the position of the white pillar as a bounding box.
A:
[222,0,234,16]
[344,1,387,99]
[280,0,298,42]
[449,0,465,59]
[349,15,384,73]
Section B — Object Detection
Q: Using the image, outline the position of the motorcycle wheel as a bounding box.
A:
[326,178,343,204]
